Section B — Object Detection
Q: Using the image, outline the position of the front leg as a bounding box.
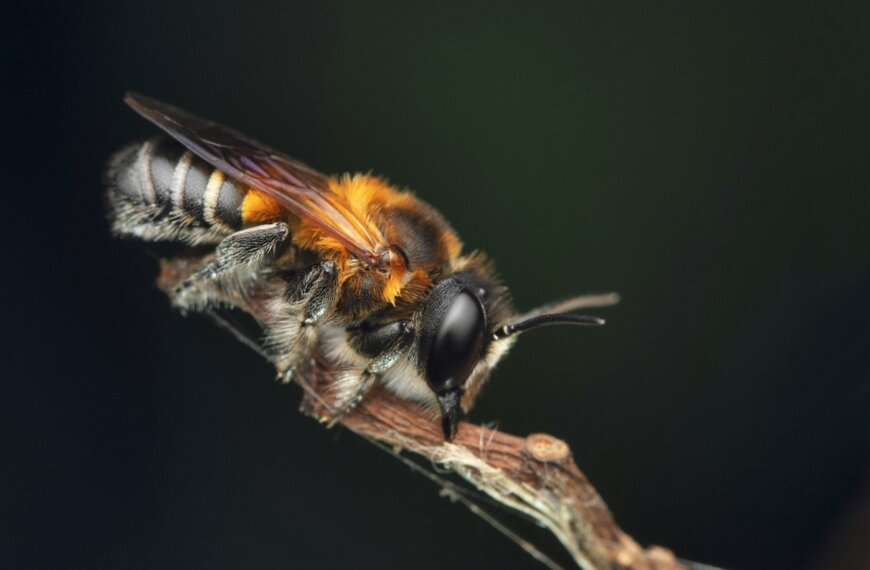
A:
[327,320,416,424]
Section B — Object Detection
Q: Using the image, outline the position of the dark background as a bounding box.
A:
[4,2,868,569]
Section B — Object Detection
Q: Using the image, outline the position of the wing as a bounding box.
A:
[124,92,390,268]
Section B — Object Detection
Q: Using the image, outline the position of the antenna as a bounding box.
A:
[492,312,604,341]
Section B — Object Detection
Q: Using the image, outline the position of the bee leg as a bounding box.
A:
[172,222,289,311]
[283,261,340,325]
[327,320,416,425]
[270,261,340,380]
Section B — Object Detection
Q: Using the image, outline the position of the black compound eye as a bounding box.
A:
[426,291,485,391]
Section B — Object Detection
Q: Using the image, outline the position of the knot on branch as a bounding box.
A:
[524,433,571,463]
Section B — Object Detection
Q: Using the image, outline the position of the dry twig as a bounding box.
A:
[300,379,685,570]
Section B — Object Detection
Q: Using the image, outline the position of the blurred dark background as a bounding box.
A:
[3,2,868,569]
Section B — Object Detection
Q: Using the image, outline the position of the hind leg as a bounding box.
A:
[171,222,290,311]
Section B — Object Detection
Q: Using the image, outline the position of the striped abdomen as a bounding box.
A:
[107,136,248,243]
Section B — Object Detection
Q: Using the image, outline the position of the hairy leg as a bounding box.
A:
[266,261,340,379]
[326,320,416,424]
[171,222,289,311]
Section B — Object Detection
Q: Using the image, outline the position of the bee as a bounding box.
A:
[106,93,615,440]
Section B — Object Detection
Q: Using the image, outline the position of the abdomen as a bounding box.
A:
[106,136,247,244]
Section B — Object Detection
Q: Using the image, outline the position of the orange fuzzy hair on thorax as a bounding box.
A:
[241,174,462,312]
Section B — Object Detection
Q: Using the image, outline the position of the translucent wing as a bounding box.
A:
[124,92,390,268]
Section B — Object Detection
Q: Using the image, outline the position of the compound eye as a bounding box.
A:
[426,291,485,391]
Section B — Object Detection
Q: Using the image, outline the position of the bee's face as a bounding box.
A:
[416,268,513,438]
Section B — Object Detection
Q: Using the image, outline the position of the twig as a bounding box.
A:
[302,377,685,570]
